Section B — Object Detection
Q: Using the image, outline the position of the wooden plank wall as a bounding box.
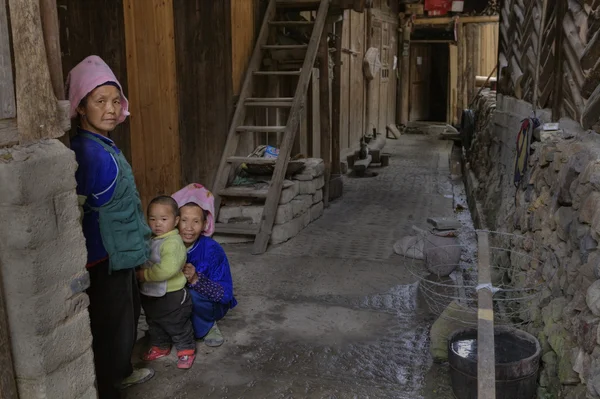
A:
[57,0,131,159]
[173,0,233,189]
[498,0,600,130]
[123,0,181,208]
[339,10,367,154]
[455,21,499,123]
[231,0,258,96]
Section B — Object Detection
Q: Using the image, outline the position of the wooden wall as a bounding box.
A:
[57,0,131,159]
[231,0,259,96]
[123,0,181,208]
[173,0,233,189]
[455,21,499,124]
[499,0,600,130]
[340,10,367,153]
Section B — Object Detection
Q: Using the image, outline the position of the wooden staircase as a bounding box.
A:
[212,0,331,254]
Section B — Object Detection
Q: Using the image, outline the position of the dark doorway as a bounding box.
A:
[428,44,449,122]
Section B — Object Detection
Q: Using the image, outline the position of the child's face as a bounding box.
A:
[148,203,180,236]
[178,205,205,246]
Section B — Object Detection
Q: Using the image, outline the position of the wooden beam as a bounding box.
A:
[8,0,63,144]
[0,0,15,121]
[399,21,411,125]
[412,15,499,26]
[552,0,566,121]
[319,23,331,207]
[331,19,342,175]
[0,266,18,399]
[581,29,600,70]
[582,58,600,99]
[582,83,600,129]
[532,0,548,111]
[477,231,496,399]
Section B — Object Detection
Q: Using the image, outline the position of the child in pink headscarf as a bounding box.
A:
[172,183,238,347]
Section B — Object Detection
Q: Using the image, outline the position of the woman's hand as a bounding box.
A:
[183,263,198,284]
[135,269,145,282]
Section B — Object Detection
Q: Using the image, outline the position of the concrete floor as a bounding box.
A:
[126,135,457,399]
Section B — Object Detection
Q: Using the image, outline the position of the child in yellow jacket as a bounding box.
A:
[136,196,195,369]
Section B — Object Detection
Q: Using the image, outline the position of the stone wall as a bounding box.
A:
[218,158,325,245]
[0,140,96,398]
[466,92,600,398]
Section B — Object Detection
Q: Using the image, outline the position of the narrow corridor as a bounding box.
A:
[126,134,457,398]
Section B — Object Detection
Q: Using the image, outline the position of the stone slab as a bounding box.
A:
[310,201,324,222]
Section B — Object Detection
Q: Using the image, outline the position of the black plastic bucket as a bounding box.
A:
[448,326,541,399]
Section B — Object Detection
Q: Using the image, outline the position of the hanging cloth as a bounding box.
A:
[513,118,540,188]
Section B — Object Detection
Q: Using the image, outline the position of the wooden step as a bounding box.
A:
[227,156,277,164]
[236,126,287,133]
[218,186,269,198]
[262,44,308,50]
[253,70,301,76]
[246,97,294,102]
[215,223,259,235]
[245,101,293,107]
[275,0,321,8]
[269,20,315,26]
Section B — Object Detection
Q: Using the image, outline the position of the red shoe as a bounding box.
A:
[142,346,171,361]
[177,349,196,369]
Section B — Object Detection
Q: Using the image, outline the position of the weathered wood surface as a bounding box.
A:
[8,0,62,143]
[477,231,496,399]
[0,268,18,399]
[0,0,15,121]
[125,0,182,209]
[499,0,600,128]
[319,24,331,206]
[331,18,342,175]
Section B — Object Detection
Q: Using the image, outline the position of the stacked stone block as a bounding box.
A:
[218,158,325,245]
[0,140,96,399]
[466,93,600,399]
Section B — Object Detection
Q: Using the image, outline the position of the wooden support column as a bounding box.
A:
[477,231,496,399]
[399,20,411,125]
[40,0,69,146]
[8,0,64,144]
[0,0,17,148]
[552,0,566,121]
[319,23,331,207]
[331,19,342,176]
[0,272,18,399]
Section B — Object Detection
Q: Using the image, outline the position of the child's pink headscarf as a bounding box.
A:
[65,55,130,124]
[172,183,215,237]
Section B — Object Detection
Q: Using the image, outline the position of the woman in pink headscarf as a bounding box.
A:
[67,55,154,398]
[172,183,238,347]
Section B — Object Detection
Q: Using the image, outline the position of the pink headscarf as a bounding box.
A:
[172,183,215,237]
[65,55,130,124]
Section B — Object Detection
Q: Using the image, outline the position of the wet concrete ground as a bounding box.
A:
[126,135,457,399]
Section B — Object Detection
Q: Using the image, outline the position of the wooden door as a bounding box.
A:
[409,44,431,121]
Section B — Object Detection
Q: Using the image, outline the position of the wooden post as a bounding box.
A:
[552,0,566,121]
[40,0,69,146]
[477,231,496,399]
[331,18,342,176]
[532,0,548,111]
[319,23,331,207]
[399,20,411,125]
[0,0,17,148]
[0,268,18,398]
[8,0,63,144]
